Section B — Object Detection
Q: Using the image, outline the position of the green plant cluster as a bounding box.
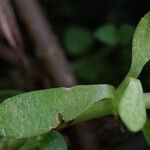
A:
[0,12,150,149]
[63,24,134,83]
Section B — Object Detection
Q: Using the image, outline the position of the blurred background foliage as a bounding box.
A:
[40,0,150,89]
[0,0,150,149]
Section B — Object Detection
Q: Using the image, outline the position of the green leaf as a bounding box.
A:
[119,77,146,132]
[142,119,150,145]
[19,135,43,150]
[72,48,112,82]
[128,12,150,78]
[74,98,112,123]
[63,26,93,56]
[0,84,115,138]
[19,132,67,150]
[40,131,67,150]
[94,24,118,46]
[72,51,103,82]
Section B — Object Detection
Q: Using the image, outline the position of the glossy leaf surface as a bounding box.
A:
[128,12,150,78]
[119,78,146,132]
[0,85,115,138]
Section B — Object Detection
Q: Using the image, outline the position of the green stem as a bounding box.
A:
[73,98,113,124]
[73,93,150,124]
[144,93,150,109]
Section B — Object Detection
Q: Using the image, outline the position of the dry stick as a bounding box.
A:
[0,1,60,89]
[0,0,29,64]
[0,0,41,90]
[14,0,77,87]
[0,0,24,52]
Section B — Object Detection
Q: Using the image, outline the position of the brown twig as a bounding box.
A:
[13,0,77,87]
[0,0,41,90]
[0,0,24,51]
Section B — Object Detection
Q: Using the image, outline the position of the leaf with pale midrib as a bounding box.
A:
[128,12,150,78]
[0,84,115,138]
[119,78,146,132]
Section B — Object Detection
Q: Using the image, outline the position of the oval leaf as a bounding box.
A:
[0,84,115,138]
[64,26,93,56]
[40,131,67,150]
[128,12,150,78]
[119,78,146,132]
[94,24,118,46]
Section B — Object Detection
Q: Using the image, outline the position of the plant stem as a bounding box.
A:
[73,92,150,124]
[144,93,150,109]
[14,0,77,87]
[73,98,113,124]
